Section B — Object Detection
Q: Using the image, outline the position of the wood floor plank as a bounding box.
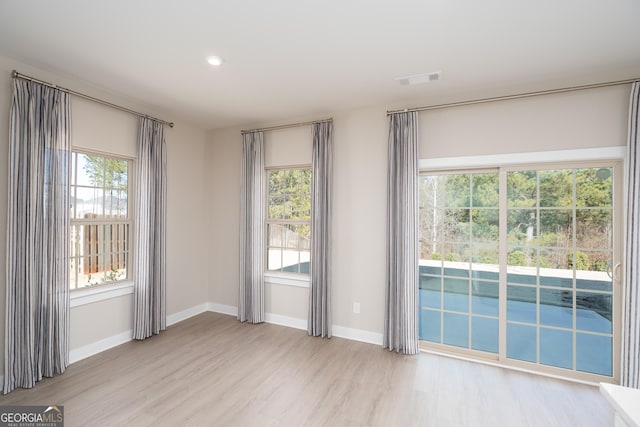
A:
[0,312,614,426]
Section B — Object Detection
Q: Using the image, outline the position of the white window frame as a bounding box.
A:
[69,149,135,304]
[418,146,625,384]
[264,165,312,288]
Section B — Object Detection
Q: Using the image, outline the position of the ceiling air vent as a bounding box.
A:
[395,71,442,86]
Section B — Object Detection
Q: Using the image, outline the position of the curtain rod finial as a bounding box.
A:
[11,70,18,78]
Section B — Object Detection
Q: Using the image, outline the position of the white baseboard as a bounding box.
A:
[332,325,383,346]
[265,312,307,330]
[207,302,238,317]
[69,330,132,364]
[207,302,382,345]
[167,303,208,326]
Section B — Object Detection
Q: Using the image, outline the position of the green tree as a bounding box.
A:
[268,169,311,220]
[83,155,127,190]
[81,154,128,216]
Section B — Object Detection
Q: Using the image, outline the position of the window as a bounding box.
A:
[419,162,621,381]
[70,151,132,289]
[266,168,311,275]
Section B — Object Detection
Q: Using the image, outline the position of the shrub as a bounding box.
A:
[568,251,591,270]
[508,251,526,266]
[445,253,461,262]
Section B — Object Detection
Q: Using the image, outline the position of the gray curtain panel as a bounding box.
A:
[239,132,265,323]
[384,112,420,355]
[308,122,333,337]
[623,82,640,388]
[4,79,71,393]
[132,118,167,340]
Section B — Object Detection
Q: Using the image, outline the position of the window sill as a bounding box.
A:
[70,282,134,308]
[264,272,310,288]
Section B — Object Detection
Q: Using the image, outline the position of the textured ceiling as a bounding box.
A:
[0,0,639,130]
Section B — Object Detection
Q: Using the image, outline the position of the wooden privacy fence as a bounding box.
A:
[82,213,128,274]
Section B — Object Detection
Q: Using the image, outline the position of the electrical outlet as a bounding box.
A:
[353,302,360,314]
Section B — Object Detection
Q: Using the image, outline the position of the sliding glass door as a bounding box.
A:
[418,163,621,381]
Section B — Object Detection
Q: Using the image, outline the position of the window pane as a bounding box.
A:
[539,288,573,329]
[539,169,572,207]
[268,224,283,248]
[472,281,498,317]
[443,278,469,313]
[420,259,442,277]
[507,247,537,271]
[538,247,572,272]
[73,152,129,218]
[443,313,469,348]
[472,208,498,242]
[103,157,128,189]
[507,209,536,246]
[540,328,573,369]
[419,273,441,309]
[576,168,612,208]
[471,316,498,353]
[442,243,470,277]
[472,244,499,272]
[299,250,310,274]
[472,173,498,207]
[577,333,612,376]
[507,267,537,284]
[507,170,536,208]
[77,154,105,187]
[576,292,612,334]
[75,187,104,217]
[576,262,612,291]
[507,285,536,324]
[267,248,283,271]
[507,323,536,362]
[420,309,441,342]
[444,175,469,208]
[444,209,470,242]
[71,224,129,288]
[539,210,572,247]
[576,210,612,250]
[104,190,126,217]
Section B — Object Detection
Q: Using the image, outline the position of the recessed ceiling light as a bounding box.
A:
[207,56,224,67]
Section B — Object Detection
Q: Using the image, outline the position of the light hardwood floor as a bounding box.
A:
[0,312,613,426]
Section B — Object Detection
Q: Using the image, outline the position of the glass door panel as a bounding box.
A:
[505,167,614,376]
[419,172,499,354]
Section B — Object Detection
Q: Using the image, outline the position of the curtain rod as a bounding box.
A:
[11,70,174,128]
[241,118,333,135]
[387,78,640,115]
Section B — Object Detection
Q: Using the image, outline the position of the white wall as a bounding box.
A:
[0,56,209,368]
[419,85,629,158]
[207,85,630,339]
